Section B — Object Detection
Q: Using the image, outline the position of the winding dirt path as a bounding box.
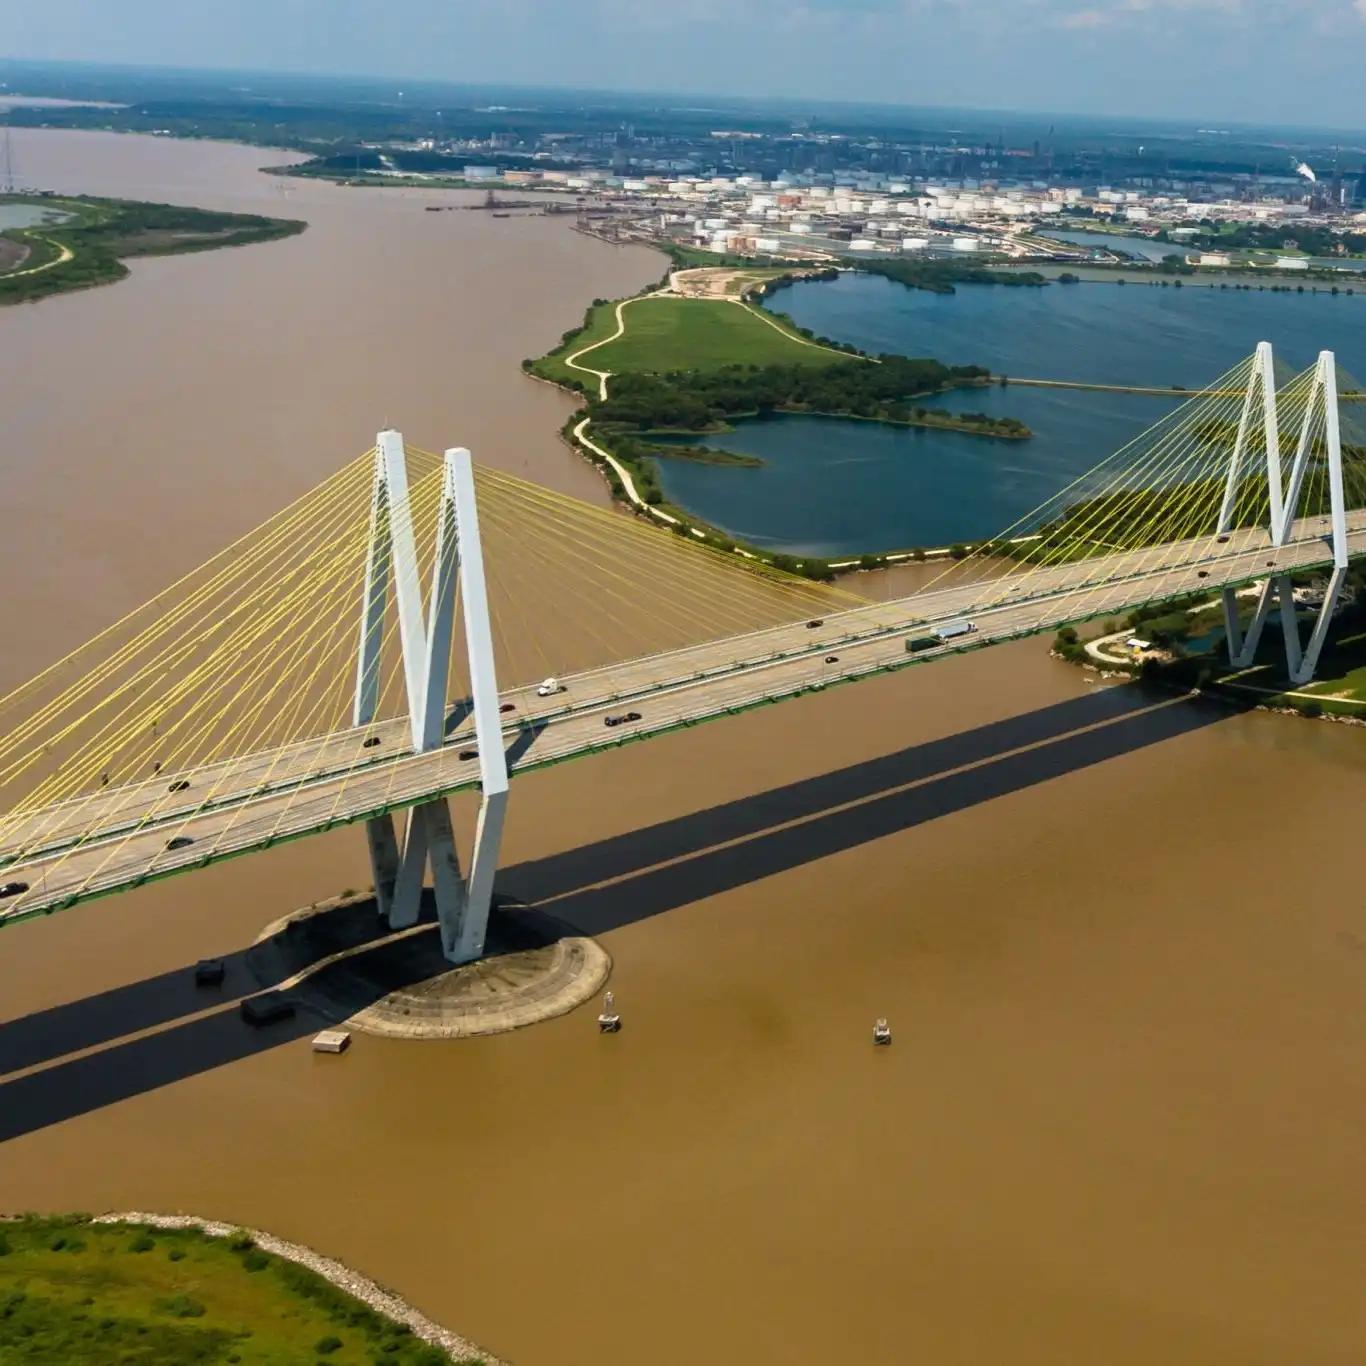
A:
[2,232,74,280]
[559,280,855,526]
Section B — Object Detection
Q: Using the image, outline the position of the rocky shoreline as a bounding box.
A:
[90,1212,506,1365]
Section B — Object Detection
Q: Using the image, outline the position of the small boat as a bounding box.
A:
[873,1018,891,1046]
[597,991,621,1033]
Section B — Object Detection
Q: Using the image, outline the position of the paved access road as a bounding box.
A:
[1,510,1359,925]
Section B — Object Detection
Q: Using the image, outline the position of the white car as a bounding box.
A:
[536,677,565,697]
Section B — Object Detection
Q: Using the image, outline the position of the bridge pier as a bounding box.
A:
[1220,345,1348,688]
[352,432,508,964]
[364,816,401,920]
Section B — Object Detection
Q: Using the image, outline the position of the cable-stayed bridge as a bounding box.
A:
[0,344,1361,959]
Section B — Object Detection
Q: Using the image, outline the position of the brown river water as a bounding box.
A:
[1,130,1364,1366]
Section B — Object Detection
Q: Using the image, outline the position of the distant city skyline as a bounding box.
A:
[7,0,1366,128]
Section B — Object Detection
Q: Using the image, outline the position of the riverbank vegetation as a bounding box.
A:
[0,1215,481,1364]
[0,194,306,305]
[1052,569,1366,719]
[853,257,1048,294]
[592,355,992,430]
[636,440,763,467]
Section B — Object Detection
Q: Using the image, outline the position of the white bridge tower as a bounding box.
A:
[353,431,508,963]
[1219,342,1349,686]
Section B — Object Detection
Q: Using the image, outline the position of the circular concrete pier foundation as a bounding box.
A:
[247,894,610,1039]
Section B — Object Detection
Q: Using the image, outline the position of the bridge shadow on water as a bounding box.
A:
[0,683,1241,1145]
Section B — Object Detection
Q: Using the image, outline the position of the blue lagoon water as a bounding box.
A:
[650,273,1366,556]
[0,204,72,230]
[1036,229,1175,262]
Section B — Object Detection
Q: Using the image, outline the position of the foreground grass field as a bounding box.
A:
[533,295,848,388]
[0,1216,477,1364]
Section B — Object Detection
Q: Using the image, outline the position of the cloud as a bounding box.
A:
[1056,7,1110,26]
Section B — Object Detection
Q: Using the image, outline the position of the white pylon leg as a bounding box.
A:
[1223,580,1276,669]
[1222,342,1280,669]
[351,434,509,963]
[1221,344,1346,685]
[1277,352,1348,686]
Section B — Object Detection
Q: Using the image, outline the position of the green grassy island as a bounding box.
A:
[0,1214,487,1365]
[0,194,306,305]
[528,272,1031,574]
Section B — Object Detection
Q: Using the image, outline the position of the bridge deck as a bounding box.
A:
[1,511,1359,925]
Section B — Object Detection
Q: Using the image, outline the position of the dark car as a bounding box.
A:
[1197,571,1209,578]
[167,779,190,793]
[825,655,839,663]
[500,702,516,714]
[166,836,195,852]
[604,711,643,728]
[806,619,823,629]
[1217,534,1231,543]
[362,736,381,749]
[0,881,29,898]
[459,748,479,761]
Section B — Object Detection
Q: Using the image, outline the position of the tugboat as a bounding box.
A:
[873,1017,891,1046]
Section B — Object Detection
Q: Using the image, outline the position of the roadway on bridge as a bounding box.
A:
[1,510,1359,924]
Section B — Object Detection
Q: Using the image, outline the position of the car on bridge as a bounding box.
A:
[536,677,566,697]
[0,881,29,898]
[604,711,642,728]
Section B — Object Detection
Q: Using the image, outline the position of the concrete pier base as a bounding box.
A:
[247,893,609,1039]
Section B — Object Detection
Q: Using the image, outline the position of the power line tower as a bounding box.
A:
[2,127,15,195]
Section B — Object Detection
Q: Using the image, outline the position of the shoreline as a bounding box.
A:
[0,189,307,306]
[531,278,1024,572]
[89,1212,507,1365]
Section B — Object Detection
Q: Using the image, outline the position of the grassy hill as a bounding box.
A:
[533,295,853,389]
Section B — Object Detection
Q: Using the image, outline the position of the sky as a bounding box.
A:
[8,0,1366,128]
